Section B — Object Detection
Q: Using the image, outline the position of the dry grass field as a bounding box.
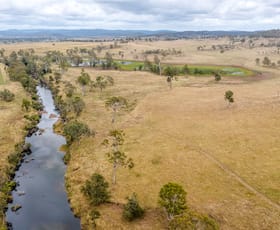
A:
[0,64,29,227]
[56,66,280,229]
[1,38,280,229]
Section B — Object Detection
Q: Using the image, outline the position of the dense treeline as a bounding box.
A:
[0,49,46,229]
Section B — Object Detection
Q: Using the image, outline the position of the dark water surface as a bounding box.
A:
[6,86,80,230]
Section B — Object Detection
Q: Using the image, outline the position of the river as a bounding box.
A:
[6,86,80,230]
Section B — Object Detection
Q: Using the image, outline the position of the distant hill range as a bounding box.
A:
[0,29,279,40]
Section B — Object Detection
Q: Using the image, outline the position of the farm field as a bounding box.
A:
[56,65,280,229]
[1,37,280,229]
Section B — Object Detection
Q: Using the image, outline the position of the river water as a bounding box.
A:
[6,86,80,230]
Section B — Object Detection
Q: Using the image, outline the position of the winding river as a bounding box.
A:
[6,86,80,230]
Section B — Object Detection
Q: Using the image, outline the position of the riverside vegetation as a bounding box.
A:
[0,37,280,229]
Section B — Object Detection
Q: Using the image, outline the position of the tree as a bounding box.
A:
[105,96,128,123]
[159,182,187,220]
[92,75,114,92]
[224,90,234,106]
[103,130,134,184]
[105,52,113,68]
[182,64,189,75]
[88,49,97,67]
[123,193,144,221]
[64,82,75,97]
[77,69,91,95]
[263,56,271,66]
[154,55,161,75]
[63,120,91,144]
[0,89,15,102]
[163,66,177,89]
[81,173,110,206]
[214,73,221,82]
[67,96,85,116]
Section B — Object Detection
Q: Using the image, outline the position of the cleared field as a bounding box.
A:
[57,66,280,229]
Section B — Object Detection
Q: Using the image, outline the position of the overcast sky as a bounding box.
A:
[0,0,279,31]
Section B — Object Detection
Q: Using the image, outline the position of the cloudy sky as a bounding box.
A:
[0,0,279,31]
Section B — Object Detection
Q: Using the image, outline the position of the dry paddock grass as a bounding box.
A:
[58,66,280,230]
[1,38,280,229]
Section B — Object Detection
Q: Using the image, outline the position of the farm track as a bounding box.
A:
[194,146,280,211]
[154,127,280,211]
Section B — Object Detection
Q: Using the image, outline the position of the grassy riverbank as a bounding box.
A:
[0,65,28,229]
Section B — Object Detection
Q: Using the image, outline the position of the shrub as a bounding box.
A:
[63,120,91,144]
[123,193,144,221]
[214,73,221,81]
[81,173,110,206]
[159,182,187,220]
[0,89,15,102]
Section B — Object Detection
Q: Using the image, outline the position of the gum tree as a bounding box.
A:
[105,96,128,124]
[103,129,134,184]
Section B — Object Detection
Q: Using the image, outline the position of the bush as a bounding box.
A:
[81,173,110,206]
[123,193,144,221]
[169,212,219,230]
[63,120,91,144]
[0,89,15,102]
[159,182,187,220]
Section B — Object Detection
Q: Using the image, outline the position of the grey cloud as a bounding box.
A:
[0,0,279,30]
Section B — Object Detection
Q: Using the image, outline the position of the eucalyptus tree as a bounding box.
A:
[159,182,187,220]
[105,96,128,123]
[163,66,177,89]
[103,129,134,184]
[77,69,91,95]
[88,49,98,67]
[92,75,114,92]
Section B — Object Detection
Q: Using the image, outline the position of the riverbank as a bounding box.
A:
[0,68,31,229]
[6,86,80,229]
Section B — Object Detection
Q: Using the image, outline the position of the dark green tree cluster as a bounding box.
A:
[82,173,111,206]
[63,120,91,144]
[81,173,110,228]
[123,193,144,221]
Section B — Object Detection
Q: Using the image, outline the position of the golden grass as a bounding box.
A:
[57,65,280,229]
[2,38,280,229]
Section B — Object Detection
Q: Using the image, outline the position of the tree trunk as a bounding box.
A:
[112,108,116,123]
[82,85,85,96]
[112,164,117,184]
